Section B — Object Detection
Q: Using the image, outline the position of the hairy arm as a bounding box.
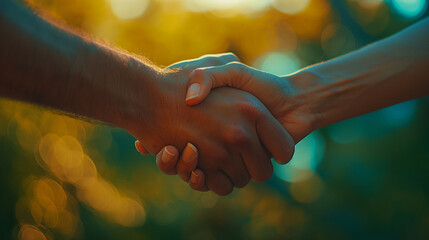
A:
[0,1,294,195]
[0,0,161,129]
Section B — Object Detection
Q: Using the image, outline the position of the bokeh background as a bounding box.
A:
[1,0,429,239]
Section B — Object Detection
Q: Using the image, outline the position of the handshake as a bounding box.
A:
[131,53,315,196]
[2,1,427,197]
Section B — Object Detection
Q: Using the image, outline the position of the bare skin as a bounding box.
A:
[0,0,295,196]
[143,18,429,190]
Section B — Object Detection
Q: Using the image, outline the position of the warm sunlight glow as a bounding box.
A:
[273,0,311,14]
[109,0,150,20]
[184,0,273,14]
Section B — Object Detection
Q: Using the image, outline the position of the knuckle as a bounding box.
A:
[236,102,263,119]
[227,61,242,70]
[224,126,251,145]
[221,52,239,62]
[190,68,205,80]
[213,149,229,164]
[201,149,229,170]
[205,56,222,65]
[228,61,245,73]
[228,61,241,66]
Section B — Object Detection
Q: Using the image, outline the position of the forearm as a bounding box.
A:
[288,18,429,131]
[0,0,161,129]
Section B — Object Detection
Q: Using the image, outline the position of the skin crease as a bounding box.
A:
[0,1,295,196]
[143,18,429,192]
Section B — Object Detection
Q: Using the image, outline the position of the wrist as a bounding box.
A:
[118,65,188,153]
[104,55,164,130]
[279,70,327,140]
[284,61,372,133]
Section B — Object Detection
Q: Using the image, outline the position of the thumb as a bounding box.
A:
[185,68,214,106]
[185,62,248,106]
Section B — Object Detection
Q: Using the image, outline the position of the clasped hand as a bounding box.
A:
[134,53,313,196]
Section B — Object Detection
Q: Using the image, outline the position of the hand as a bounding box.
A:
[136,140,207,191]
[154,61,314,191]
[129,59,295,196]
[136,53,243,192]
[184,62,315,143]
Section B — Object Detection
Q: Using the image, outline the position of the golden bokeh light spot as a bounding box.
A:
[273,0,311,15]
[38,134,94,184]
[77,177,120,212]
[287,0,332,40]
[30,200,44,225]
[61,117,88,142]
[33,180,57,210]
[109,0,150,20]
[16,118,42,152]
[53,136,84,170]
[289,173,323,203]
[56,210,77,236]
[38,113,88,140]
[76,176,146,226]
[40,114,69,136]
[42,179,68,211]
[18,225,47,240]
[38,133,60,170]
[67,154,98,185]
[111,198,146,227]
[43,204,59,228]
[30,178,69,228]
[38,132,145,228]
[13,102,41,124]
[321,23,356,58]
[22,177,81,237]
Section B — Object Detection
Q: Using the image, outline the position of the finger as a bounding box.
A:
[135,140,149,155]
[185,62,249,106]
[176,143,199,182]
[155,146,180,175]
[240,137,273,182]
[256,109,295,165]
[205,171,234,196]
[221,154,251,188]
[189,169,209,192]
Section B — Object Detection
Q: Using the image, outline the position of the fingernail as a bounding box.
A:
[185,83,200,101]
[134,140,140,151]
[190,171,198,185]
[135,140,147,154]
[183,143,198,163]
[162,146,175,163]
